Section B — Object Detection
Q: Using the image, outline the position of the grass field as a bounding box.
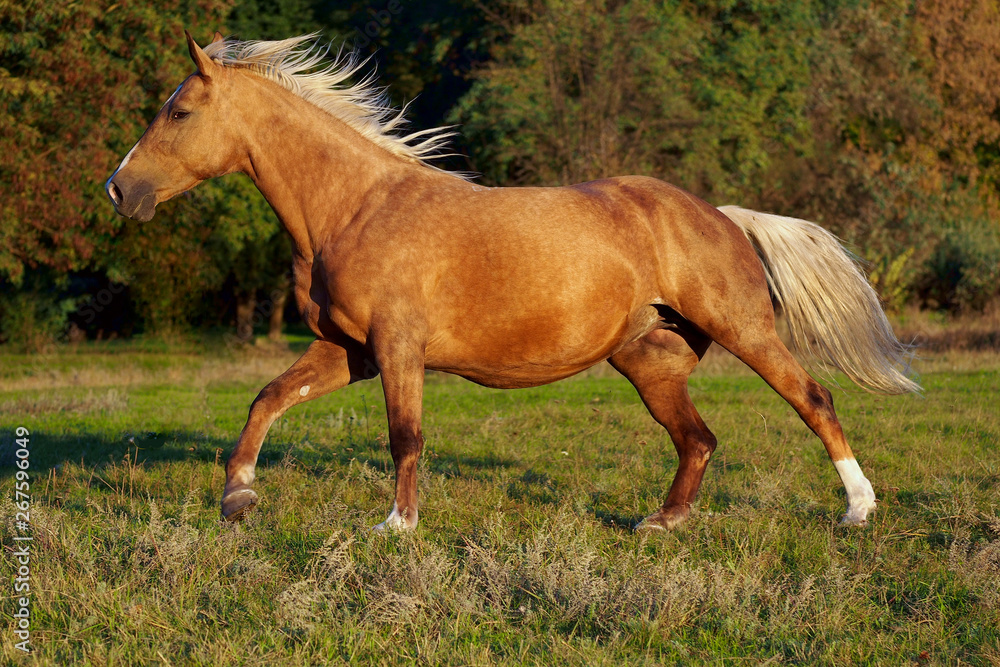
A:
[1,337,998,665]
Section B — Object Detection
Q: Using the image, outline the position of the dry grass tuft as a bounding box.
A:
[948,516,1000,611]
[896,301,1000,352]
[0,388,127,415]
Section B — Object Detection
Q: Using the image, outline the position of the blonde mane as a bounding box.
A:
[203,34,462,174]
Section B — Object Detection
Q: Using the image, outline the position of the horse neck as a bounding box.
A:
[234,76,403,258]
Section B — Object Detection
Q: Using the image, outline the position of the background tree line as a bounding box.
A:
[2,0,998,350]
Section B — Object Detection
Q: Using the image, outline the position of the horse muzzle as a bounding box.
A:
[105,174,158,222]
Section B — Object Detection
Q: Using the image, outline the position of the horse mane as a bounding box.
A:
[203,34,464,176]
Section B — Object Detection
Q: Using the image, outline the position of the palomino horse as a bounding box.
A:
[106,32,918,531]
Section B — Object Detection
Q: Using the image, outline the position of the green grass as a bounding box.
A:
[1,342,998,665]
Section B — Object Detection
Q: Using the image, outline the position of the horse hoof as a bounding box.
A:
[371,503,417,533]
[221,488,258,522]
[371,517,417,533]
[635,506,689,532]
[634,520,667,532]
[839,498,876,527]
[838,510,871,527]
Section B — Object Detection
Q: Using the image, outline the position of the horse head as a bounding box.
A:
[106,31,238,221]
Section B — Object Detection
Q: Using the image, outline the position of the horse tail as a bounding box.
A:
[718,205,920,395]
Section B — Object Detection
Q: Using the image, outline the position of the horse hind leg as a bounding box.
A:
[610,327,716,530]
[707,319,877,525]
[752,341,876,524]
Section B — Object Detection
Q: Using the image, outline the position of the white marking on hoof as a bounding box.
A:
[834,458,877,526]
[634,520,666,532]
[372,502,417,532]
[839,510,869,527]
[299,385,310,397]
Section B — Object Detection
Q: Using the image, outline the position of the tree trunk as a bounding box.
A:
[268,286,288,342]
[235,292,256,343]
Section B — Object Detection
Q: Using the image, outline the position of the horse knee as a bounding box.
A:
[694,432,717,464]
[250,382,291,419]
[677,430,716,465]
[388,426,424,466]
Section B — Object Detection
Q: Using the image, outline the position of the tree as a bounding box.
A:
[228,0,319,40]
[0,0,236,285]
[798,0,1000,310]
[0,0,319,340]
[450,0,819,199]
[204,0,321,342]
[450,0,1000,311]
[309,0,496,173]
[0,0,243,344]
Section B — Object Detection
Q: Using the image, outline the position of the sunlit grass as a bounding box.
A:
[1,343,998,665]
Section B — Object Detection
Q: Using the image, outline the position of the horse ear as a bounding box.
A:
[184,30,216,79]
[212,31,225,44]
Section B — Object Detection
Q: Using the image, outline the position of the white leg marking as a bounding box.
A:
[834,458,877,526]
[299,385,310,397]
[226,466,255,488]
[372,501,417,532]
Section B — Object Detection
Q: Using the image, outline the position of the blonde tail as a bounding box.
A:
[719,205,920,394]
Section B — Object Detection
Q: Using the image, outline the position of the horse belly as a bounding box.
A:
[424,297,658,389]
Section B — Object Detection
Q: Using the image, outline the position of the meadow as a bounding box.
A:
[1,335,998,665]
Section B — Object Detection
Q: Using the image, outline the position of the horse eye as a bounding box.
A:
[171,110,190,121]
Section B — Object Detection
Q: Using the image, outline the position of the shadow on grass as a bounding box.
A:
[3,427,672,534]
[593,508,644,532]
[0,428,397,520]
[589,491,644,532]
[0,429,236,475]
[1,425,526,484]
[506,469,559,505]
[0,428,391,481]
[425,451,520,480]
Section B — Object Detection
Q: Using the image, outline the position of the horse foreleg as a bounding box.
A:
[373,337,424,531]
[221,337,375,521]
[610,329,715,530]
[371,337,426,532]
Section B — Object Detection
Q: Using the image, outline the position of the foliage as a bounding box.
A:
[452,0,1000,312]
[918,217,1000,313]
[227,0,319,40]
[452,0,698,185]
[0,0,234,286]
[0,0,300,337]
[2,0,999,345]
[452,0,819,193]
[868,247,916,315]
[0,271,75,351]
[311,0,497,173]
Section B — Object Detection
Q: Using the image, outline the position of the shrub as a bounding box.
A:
[918,219,1000,313]
[0,274,76,352]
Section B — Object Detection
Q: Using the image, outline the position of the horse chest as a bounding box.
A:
[297,255,394,344]
[293,255,359,340]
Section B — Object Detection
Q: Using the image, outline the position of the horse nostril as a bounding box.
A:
[108,181,123,206]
